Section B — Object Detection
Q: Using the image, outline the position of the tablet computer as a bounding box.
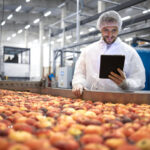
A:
[99,55,125,78]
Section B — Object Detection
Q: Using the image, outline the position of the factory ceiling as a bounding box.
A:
[0,0,150,48]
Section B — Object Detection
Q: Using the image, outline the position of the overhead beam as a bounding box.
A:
[80,12,150,39]
[0,0,61,10]
[51,0,147,37]
[54,22,150,51]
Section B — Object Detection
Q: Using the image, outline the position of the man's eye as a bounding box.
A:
[112,29,117,32]
[104,29,108,32]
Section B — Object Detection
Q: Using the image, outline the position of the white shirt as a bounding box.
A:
[72,37,145,91]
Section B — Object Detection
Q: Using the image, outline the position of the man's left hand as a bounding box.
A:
[108,68,126,85]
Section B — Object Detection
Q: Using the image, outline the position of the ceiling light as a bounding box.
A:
[17,29,23,34]
[26,0,30,3]
[66,35,72,40]
[33,18,40,24]
[43,36,46,40]
[7,37,11,41]
[7,14,13,20]
[57,38,62,42]
[25,24,30,29]
[88,27,96,32]
[123,27,130,30]
[122,16,131,21]
[15,5,22,12]
[44,11,51,17]
[51,41,54,45]
[33,39,38,43]
[142,9,150,14]
[28,42,32,47]
[58,2,66,8]
[80,31,84,35]
[12,33,16,37]
[125,37,133,42]
[1,21,6,26]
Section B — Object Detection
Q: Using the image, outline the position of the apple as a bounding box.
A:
[0,137,9,150]
[84,125,103,135]
[62,107,76,115]
[68,126,82,136]
[136,138,150,150]
[82,143,109,150]
[35,128,51,138]
[8,143,30,150]
[80,134,103,144]
[129,130,150,142]
[117,144,141,150]
[105,138,126,149]
[50,132,79,150]
[25,138,50,150]
[8,130,34,142]
[13,123,35,133]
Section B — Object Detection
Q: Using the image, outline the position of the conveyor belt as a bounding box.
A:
[0,80,150,104]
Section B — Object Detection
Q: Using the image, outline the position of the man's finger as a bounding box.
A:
[108,75,122,85]
[117,68,125,79]
[110,71,123,81]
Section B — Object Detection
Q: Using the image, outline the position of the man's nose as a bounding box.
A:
[108,31,112,37]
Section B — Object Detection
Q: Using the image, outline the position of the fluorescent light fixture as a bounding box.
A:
[88,27,96,32]
[26,0,30,3]
[43,43,48,47]
[123,27,130,30]
[12,33,16,37]
[57,38,62,42]
[80,31,84,35]
[25,24,30,29]
[15,5,22,12]
[7,14,13,20]
[44,11,51,17]
[66,35,72,40]
[125,37,133,42]
[1,21,6,26]
[28,42,32,47]
[51,41,54,45]
[7,37,11,41]
[142,9,150,14]
[33,39,38,43]
[17,29,23,34]
[33,18,40,24]
[122,16,131,21]
[58,2,66,8]
[140,34,150,38]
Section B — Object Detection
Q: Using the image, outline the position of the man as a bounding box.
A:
[72,10,145,97]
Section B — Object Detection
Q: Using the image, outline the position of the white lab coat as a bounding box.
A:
[72,37,145,91]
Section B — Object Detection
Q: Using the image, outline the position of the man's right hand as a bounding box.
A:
[72,84,84,97]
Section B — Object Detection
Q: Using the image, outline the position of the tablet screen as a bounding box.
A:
[99,55,125,78]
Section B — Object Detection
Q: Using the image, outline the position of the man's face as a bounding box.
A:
[101,26,119,44]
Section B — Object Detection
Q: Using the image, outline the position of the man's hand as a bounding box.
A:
[108,68,126,86]
[72,84,84,97]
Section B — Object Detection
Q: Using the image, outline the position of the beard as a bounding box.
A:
[103,36,117,44]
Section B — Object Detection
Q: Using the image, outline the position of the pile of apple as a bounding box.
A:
[0,89,150,150]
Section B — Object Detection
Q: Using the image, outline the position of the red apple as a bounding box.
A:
[8,143,30,150]
[0,137,9,150]
[80,134,103,144]
[82,143,109,150]
[105,138,126,149]
[117,144,141,150]
[13,123,35,133]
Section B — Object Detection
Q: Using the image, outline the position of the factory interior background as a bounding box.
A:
[0,1,150,150]
[0,0,150,89]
